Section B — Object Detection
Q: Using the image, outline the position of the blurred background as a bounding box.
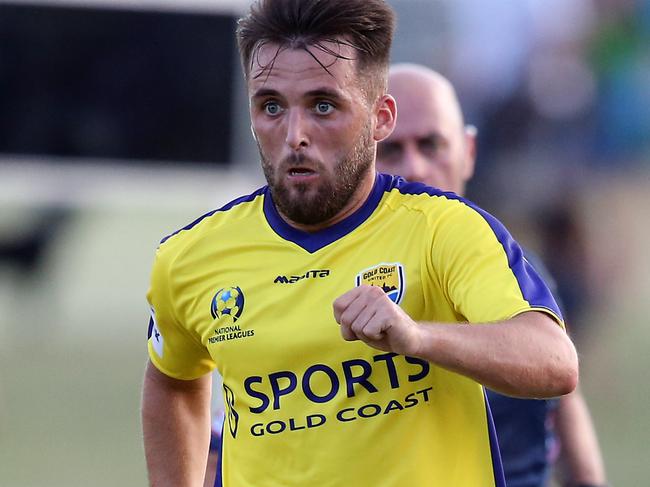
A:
[0,0,648,485]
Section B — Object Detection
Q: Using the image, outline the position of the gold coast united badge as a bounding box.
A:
[356,263,405,305]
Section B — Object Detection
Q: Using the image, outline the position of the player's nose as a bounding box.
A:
[285,109,309,151]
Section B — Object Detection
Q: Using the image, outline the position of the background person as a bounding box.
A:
[376,62,607,487]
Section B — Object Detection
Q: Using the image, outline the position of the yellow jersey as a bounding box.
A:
[147,173,563,487]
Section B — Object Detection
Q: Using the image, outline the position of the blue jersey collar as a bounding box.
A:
[263,172,391,253]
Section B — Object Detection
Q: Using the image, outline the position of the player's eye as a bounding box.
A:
[263,101,282,116]
[314,101,334,115]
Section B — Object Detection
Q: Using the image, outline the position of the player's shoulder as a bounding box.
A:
[157,186,267,254]
[378,173,515,246]
[379,173,484,220]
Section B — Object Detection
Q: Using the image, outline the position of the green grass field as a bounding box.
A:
[0,342,148,486]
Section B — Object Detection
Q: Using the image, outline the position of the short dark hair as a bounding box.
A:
[236,0,396,98]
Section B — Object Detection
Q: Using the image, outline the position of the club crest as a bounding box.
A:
[355,263,405,305]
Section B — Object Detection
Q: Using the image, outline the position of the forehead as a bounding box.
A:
[248,41,360,95]
[388,81,459,142]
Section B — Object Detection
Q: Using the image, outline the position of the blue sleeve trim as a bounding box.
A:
[479,217,562,318]
[521,247,565,316]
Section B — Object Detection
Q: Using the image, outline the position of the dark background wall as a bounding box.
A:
[0,3,236,163]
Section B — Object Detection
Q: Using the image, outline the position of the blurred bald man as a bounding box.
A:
[376,65,476,195]
[377,63,607,487]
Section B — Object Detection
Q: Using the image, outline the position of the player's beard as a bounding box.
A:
[260,123,375,226]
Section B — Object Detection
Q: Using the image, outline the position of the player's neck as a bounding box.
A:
[278,171,376,233]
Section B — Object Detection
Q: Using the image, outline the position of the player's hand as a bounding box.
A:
[333,285,421,356]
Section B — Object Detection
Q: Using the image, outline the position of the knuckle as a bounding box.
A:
[369,286,384,296]
[340,310,354,326]
[351,320,367,335]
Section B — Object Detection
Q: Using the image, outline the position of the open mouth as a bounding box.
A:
[288,167,317,176]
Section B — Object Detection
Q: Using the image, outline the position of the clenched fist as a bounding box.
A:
[333,285,421,356]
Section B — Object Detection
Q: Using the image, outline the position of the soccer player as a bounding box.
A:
[376,63,607,487]
[141,1,578,486]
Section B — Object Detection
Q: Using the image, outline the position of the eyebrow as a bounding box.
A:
[251,88,281,100]
[418,132,443,141]
[389,131,442,143]
[251,87,346,101]
[304,88,345,101]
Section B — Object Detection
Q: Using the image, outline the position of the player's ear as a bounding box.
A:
[373,94,396,142]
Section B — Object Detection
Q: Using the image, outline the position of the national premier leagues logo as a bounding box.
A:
[356,263,406,305]
[210,286,245,322]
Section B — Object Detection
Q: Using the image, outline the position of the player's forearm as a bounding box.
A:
[412,311,579,398]
[142,361,212,487]
[555,390,607,485]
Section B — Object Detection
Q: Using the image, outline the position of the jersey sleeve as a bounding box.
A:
[430,200,564,326]
[146,244,216,380]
